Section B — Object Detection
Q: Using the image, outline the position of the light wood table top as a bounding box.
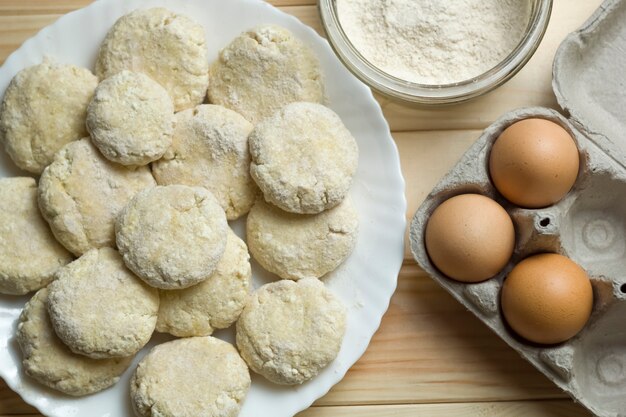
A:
[0,1,601,416]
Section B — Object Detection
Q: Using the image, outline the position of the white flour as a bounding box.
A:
[337,0,531,85]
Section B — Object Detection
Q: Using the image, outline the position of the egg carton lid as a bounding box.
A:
[553,0,626,168]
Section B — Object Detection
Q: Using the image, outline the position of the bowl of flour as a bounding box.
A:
[319,0,552,104]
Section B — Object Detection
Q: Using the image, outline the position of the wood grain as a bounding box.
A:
[0,384,37,414]
[0,399,594,417]
[0,400,593,417]
[301,401,590,417]
[0,15,58,65]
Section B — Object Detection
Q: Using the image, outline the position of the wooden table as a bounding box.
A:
[0,1,602,416]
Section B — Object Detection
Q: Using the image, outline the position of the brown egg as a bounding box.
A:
[501,253,593,345]
[489,118,579,208]
[424,194,515,283]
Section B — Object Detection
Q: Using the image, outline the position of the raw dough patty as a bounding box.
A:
[116,185,228,289]
[249,102,358,214]
[131,336,250,417]
[157,229,251,337]
[0,59,97,173]
[152,105,256,220]
[86,70,174,166]
[236,279,346,385]
[16,288,132,396]
[38,138,156,256]
[0,177,72,295]
[247,197,358,280]
[96,8,209,112]
[208,25,324,124]
[47,247,159,359]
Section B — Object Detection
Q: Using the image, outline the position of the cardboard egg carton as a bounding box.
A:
[409,1,626,416]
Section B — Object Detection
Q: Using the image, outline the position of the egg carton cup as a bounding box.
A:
[409,1,626,416]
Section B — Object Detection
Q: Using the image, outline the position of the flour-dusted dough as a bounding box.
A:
[247,197,358,280]
[157,230,251,337]
[116,185,228,290]
[249,102,358,214]
[87,70,174,166]
[38,138,156,256]
[0,59,97,173]
[236,279,346,385]
[47,248,159,359]
[152,105,256,220]
[208,25,324,125]
[96,8,209,112]
[16,288,132,396]
[131,336,250,417]
[0,177,73,295]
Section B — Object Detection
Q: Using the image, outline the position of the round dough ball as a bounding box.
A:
[157,230,251,337]
[152,105,256,220]
[116,185,228,289]
[236,279,346,385]
[47,247,159,359]
[0,59,97,173]
[16,288,133,396]
[247,197,358,280]
[96,8,209,112]
[208,25,324,124]
[0,177,73,295]
[86,70,174,166]
[38,138,156,256]
[249,102,358,214]
[131,336,250,417]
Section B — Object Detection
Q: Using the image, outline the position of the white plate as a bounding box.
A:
[0,1,406,416]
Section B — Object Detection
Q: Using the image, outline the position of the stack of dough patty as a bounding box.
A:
[0,7,359,417]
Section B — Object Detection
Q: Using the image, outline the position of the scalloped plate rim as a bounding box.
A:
[0,1,407,416]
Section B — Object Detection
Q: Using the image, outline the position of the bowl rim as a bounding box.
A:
[319,0,554,105]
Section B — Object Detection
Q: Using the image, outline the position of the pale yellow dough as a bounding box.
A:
[116,185,228,289]
[38,138,156,256]
[86,70,174,166]
[0,59,97,174]
[152,105,256,220]
[208,25,324,124]
[47,248,159,359]
[157,230,251,337]
[249,102,358,214]
[131,336,250,417]
[236,279,346,385]
[16,288,133,396]
[96,8,209,112]
[247,197,358,280]
[0,177,72,295]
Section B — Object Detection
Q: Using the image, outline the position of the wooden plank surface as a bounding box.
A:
[0,0,602,416]
[0,400,593,417]
[0,400,592,417]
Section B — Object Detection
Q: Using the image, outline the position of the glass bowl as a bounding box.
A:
[319,0,553,105]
